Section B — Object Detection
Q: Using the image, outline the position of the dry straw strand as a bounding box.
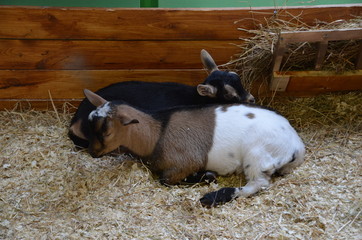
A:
[227,13,362,89]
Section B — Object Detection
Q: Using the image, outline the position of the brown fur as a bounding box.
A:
[149,108,216,184]
[89,105,162,158]
[246,113,255,119]
[89,104,216,185]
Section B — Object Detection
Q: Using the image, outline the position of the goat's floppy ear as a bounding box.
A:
[83,89,107,107]
[197,84,217,97]
[118,114,140,126]
[200,49,219,74]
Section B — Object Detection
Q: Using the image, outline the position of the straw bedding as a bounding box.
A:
[1,92,361,239]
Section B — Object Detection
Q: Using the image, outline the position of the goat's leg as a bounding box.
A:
[200,187,241,207]
[180,171,217,185]
[161,169,216,186]
[200,176,270,207]
[159,167,195,186]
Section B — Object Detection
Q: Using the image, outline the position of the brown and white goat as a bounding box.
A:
[84,89,305,207]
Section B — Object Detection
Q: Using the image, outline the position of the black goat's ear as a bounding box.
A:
[84,89,107,107]
[118,114,139,126]
[200,49,219,74]
[197,84,217,97]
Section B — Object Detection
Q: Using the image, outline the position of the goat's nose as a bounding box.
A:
[247,94,255,103]
[88,149,103,158]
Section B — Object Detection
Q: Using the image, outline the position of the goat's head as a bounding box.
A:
[83,89,139,158]
[197,49,255,104]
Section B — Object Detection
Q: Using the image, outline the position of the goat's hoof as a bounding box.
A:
[181,171,217,185]
[204,171,217,183]
[159,179,173,187]
[200,187,237,207]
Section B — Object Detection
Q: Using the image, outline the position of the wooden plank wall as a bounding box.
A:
[1,5,361,110]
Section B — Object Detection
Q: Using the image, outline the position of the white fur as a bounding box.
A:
[88,102,111,120]
[206,105,305,197]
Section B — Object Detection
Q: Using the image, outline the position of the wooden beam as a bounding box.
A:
[356,41,362,70]
[272,37,286,72]
[2,69,361,110]
[0,5,361,40]
[315,41,328,70]
[0,69,208,99]
[276,70,362,93]
[280,28,362,44]
[0,39,239,70]
[270,73,290,91]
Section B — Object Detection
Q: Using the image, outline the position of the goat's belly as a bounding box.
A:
[206,151,243,176]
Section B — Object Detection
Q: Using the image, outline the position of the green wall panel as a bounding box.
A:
[140,0,158,7]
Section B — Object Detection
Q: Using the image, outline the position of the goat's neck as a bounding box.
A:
[122,112,161,157]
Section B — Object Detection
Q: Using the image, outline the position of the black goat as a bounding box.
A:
[69,49,254,148]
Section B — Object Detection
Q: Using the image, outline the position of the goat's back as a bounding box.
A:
[205,104,305,176]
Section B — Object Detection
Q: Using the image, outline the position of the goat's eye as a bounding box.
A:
[224,93,234,100]
[104,132,112,137]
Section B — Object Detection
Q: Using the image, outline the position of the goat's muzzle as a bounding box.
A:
[246,94,255,103]
[88,149,104,158]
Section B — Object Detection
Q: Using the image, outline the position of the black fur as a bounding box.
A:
[200,187,238,207]
[181,171,217,185]
[70,76,251,148]
[290,152,297,163]
[206,71,249,102]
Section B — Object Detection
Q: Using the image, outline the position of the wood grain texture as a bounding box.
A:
[280,28,362,43]
[283,70,362,92]
[0,5,361,40]
[0,69,208,99]
[1,69,360,100]
[0,40,239,70]
[1,5,362,110]
[287,76,362,93]
[2,70,361,111]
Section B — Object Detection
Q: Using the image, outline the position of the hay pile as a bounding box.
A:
[0,92,361,239]
[227,15,362,88]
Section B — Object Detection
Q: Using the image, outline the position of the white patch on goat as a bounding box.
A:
[206,105,305,179]
[88,102,111,120]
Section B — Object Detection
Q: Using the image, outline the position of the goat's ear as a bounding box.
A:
[83,89,107,107]
[200,49,219,74]
[69,119,87,140]
[197,84,217,97]
[118,114,140,126]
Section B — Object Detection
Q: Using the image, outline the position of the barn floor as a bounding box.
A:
[1,93,361,239]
